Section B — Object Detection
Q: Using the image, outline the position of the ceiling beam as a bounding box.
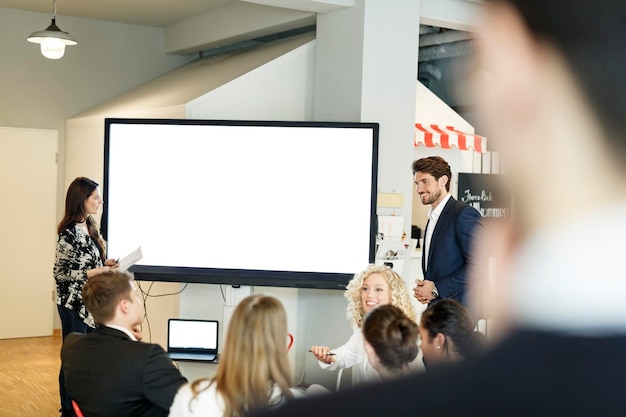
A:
[240,0,355,14]
[420,0,484,32]
[165,2,315,55]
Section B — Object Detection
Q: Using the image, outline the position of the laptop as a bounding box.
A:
[167,318,219,362]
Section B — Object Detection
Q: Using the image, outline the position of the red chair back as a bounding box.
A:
[287,332,294,352]
[72,399,85,417]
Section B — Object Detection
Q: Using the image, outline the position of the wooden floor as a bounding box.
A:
[0,331,62,417]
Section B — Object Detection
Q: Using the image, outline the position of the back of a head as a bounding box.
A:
[214,294,292,416]
[363,305,419,374]
[486,0,626,163]
[82,270,133,326]
[420,299,484,360]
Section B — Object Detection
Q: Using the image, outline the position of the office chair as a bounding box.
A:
[71,400,85,417]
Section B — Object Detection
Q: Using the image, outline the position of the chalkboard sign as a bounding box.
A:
[458,173,511,219]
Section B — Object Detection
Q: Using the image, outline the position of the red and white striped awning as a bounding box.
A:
[415,123,487,153]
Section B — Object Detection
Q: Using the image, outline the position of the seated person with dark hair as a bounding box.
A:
[418,299,484,367]
[61,270,187,417]
[362,304,419,381]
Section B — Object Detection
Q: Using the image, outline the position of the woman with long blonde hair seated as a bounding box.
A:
[168,295,301,417]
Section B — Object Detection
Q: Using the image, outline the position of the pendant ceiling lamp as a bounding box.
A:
[27,0,77,59]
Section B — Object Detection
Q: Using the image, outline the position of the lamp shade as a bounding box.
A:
[27,18,77,59]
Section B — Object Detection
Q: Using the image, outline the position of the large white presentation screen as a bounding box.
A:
[103,119,379,289]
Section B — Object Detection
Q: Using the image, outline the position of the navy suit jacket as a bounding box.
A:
[422,196,481,306]
[61,326,187,417]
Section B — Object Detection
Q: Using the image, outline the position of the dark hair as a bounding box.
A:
[363,305,419,373]
[420,299,484,360]
[57,177,106,260]
[486,0,626,163]
[82,270,134,325]
[412,156,452,192]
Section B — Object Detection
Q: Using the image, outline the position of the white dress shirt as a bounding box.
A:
[105,324,137,341]
[423,193,451,296]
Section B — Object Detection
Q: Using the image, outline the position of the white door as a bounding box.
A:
[0,127,57,339]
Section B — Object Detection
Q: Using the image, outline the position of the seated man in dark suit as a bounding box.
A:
[61,270,187,417]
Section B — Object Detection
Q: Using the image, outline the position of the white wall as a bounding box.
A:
[415,81,475,130]
[0,7,193,180]
[186,41,316,121]
[0,7,194,333]
[0,8,192,130]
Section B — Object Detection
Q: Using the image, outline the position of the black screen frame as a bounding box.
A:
[103,118,379,290]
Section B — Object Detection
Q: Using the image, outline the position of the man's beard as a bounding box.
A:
[421,189,441,205]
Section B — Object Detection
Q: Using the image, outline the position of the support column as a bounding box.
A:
[314,0,421,278]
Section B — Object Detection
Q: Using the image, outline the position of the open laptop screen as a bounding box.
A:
[167,319,218,362]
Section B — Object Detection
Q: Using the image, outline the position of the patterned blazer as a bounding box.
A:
[54,224,103,327]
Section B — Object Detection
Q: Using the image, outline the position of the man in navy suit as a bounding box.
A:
[61,270,187,417]
[412,156,481,307]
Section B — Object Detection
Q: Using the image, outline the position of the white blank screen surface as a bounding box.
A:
[104,119,378,289]
[168,320,218,350]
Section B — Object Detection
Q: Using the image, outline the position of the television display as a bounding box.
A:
[103,118,379,289]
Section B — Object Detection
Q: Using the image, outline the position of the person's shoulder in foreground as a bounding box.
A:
[263,0,626,414]
[255,330,626,417]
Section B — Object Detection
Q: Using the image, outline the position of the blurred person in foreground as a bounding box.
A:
[257,1,626,416]
[62,271,187,417]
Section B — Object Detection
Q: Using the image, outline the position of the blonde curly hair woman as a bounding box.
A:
[309,265,416,385]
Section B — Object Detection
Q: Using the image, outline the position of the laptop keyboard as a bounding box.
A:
[169,352,217,362]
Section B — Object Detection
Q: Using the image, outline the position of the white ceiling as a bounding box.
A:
[1,0,346,53]
[2,0,479,81]
[2,0,482,124]
[0,0,235,27]
[0,0,354,27]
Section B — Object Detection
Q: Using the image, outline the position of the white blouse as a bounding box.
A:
[168,379,304,417]
[318,326,381,385]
